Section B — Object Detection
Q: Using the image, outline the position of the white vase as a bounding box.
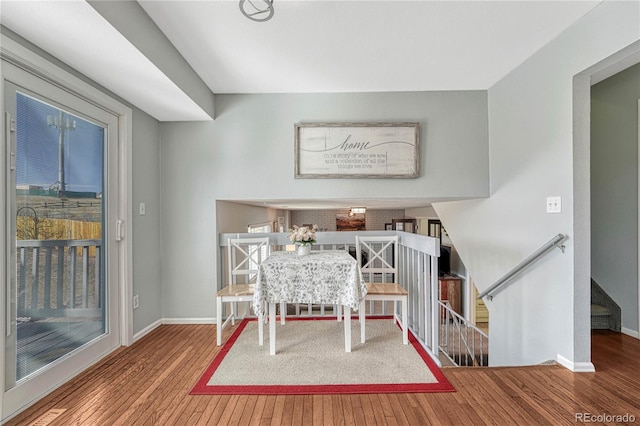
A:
[297,244,311,256]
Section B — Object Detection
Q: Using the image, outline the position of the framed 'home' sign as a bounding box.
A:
[294,122,420,178]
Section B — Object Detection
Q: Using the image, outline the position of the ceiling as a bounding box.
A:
[1,1,602,115]
[0,0,603,211]
[0,0,211,121]
[140,0,602,94]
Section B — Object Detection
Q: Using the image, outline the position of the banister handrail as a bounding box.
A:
[477,233,567,301]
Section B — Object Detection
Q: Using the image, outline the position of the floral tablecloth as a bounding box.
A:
[253,250,367,319]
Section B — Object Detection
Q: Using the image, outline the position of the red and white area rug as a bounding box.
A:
[191,317,455,395]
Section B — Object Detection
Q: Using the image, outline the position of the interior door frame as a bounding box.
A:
[0,35,133,422]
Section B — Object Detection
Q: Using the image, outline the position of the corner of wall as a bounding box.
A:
[557,354,596,373]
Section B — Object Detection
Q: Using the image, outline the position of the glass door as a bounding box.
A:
[3,62,121,420]
[12,92,107,382]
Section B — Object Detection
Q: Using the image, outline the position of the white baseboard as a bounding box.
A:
[132,318,217,343]
[133,319,162,342]
[621,327,640,339]
[161,317,216,325]
[556,354,596,372]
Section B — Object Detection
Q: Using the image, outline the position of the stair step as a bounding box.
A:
[591,304,611,316]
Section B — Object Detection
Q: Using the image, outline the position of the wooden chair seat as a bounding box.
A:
[366,283,408,296]
[216,284,255,298]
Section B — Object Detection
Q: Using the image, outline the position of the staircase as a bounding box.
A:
[438,301,489,367]
[591,279,621,332]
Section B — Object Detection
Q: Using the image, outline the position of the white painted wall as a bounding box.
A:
[159,91,489,319]
[434,1,640,367]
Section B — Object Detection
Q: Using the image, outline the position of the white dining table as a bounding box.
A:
[253,250,367,355]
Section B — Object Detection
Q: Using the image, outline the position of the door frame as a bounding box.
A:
[574,41,640,370]
[0,34,133,422]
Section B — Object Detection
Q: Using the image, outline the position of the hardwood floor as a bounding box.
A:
[5,326,640,425]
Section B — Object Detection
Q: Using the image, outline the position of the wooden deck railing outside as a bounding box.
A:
[16,239,102,319]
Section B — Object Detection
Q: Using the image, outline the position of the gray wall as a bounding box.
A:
[591,63,640,333]
[131,110,163,333]
[216,201,283,234]
[212,92,489,202]
[434,1,640,366]
[159,91,489,319]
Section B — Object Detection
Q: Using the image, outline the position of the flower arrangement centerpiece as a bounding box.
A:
[288,225,318,255]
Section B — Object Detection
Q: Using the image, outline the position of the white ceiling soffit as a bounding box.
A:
[140,0,602,94]
[0,0,211,122]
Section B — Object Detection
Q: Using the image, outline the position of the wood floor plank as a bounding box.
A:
[399,393,432,426]
[4,326,640,425]
[376,393,395,419]
[247,395,268,425]
[503,369,584,424]
[367,394,388,426]
[269,395,286,425]
[385,394,410,424]
[414,393,458,425]
[339,394,356,426]
[184,396,213,425]
[292,395,305,426]
[258,396,276,426]
[321,394,334,426]
[301,395,314,426]
[204,395,232,426]
[311,394,324,426]
[194,396,222,425]
[349,395,366,426]
[280,394,296,425]
[231,395,256,425]
[358,394,378,426]
[330,394,347,425]
[217,394,242,425]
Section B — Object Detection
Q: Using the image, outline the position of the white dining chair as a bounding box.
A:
[356,235,408,345]
[216,237,270,346]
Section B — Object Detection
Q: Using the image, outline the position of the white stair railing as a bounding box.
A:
[438,301,489,367]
